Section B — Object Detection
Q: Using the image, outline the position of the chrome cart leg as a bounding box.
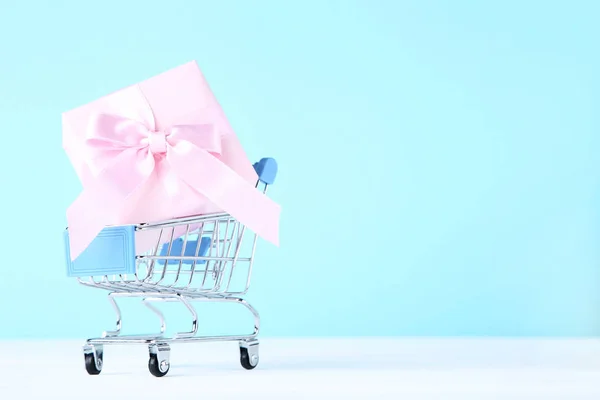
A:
[102,295,122,337]
[142,298,167,336]
[172,295,199,339]
[102,293,168,339]
[234,298,261,338]
[83,344,104,375]
[148,342,171,377]
[239,339,259,370]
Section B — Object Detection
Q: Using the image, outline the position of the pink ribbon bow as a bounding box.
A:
[66,113,280,261]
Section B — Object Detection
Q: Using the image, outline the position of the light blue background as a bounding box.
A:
[0,0,598,339]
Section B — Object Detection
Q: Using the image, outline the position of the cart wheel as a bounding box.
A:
[83,345,103,375]
[148,343,171,378]
[84,353,102,375]
[148,354,170,377]
[240,340,259,370]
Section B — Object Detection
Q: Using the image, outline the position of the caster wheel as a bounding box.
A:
[83,345,103,375]
[148,354,170,377]
[240,341,259,370]
[148,343,171,378]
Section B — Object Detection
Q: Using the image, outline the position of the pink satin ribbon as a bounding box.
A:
[67,113,280,261]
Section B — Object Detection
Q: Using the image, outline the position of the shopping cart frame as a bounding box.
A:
[65,158,278,377]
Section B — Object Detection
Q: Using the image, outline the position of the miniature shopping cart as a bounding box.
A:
[64,158,278,377]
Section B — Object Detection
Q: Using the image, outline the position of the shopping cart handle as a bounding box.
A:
[253,158,278,185]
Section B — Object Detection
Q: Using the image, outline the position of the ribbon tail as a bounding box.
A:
[169,144,281,246]
[66,148,154,261]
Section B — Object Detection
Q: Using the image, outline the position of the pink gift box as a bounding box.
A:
[63,61,280,261]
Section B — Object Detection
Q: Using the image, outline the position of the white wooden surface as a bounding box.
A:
[0,338,599,399]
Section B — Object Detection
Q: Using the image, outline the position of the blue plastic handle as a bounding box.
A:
[253,158,278,185]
